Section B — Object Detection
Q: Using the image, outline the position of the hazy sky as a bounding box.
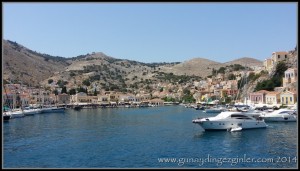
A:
[3,2,297,63]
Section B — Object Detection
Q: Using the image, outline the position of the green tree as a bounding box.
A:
[48,79,53,84]
[53,89,58,95]
[70,72,76,77]
[93,89,98,96]
[82,79,91,86]
[68,88,76,95]
[227,73,236,80]
[160,87,164,92]
[255,61,288,91]
[77,87,86,93]
[217,67,226,74]
[183,88,190,95]
[61,86,67,94]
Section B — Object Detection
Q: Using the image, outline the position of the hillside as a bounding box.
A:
[224,57,262,67]
[161,57,262,78]
[239,47,298,101]
[43,52,159,92]
[2,40,70,86]
[3,40,265,93]
[160,58,220,78]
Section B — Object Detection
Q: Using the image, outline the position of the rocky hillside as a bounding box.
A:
[161,57,262,78]
[2,40,70,86]
[239,46,298,101]
[3,39,264,92]
[224,57,263,67]
[43,52,165,92]
[160,58,219,78]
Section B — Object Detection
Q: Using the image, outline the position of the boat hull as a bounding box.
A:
[262,116,296,122]
[5,111,25,118]
[194,120,267,131]
[260,109,297,122]
[204,109,223,113]
[23,109,42,115]
[41,107,65,113]
[3,115,10,121]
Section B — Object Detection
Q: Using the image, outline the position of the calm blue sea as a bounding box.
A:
[3,106,298,168]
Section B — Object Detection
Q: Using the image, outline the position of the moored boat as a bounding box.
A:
[260,109,297,122]
[3,113,11,121]
[23,106,42,116]
[192,111,267,131]
[40,106,66,113]
[5,109,25,118]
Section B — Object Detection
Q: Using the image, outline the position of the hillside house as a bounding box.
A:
[283,68,298,87]
[271,51,290,65]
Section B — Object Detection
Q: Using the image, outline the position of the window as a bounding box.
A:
[285,55,287,58]
[290,97,292,102]
[278,55,280,59]
[286,97,288,103]
[231,114,251,120]
[282,97,284,103]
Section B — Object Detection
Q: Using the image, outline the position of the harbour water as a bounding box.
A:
[3,106,298,168]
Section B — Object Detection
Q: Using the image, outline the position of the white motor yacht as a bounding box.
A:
[192,111,267,131]
[260,109,297,122]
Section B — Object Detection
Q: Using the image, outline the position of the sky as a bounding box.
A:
[3,2,297,63]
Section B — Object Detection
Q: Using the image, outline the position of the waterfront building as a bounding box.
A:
[97,95,109,105]
[136,93,151,102]
[118,94,137,103]
[148,98,164,106]
[71,92,91,104]
[57,93,70,105]
[265,91,281,105]
[249,90,269,104]
[280,91,297,105]
[104,91,118,102]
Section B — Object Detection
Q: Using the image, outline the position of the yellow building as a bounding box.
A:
[280,91,297,105]
[271,51,290,65]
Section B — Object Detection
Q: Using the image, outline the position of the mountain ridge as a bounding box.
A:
[3,39,263,88]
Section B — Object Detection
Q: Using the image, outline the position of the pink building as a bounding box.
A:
[249,90,269,104]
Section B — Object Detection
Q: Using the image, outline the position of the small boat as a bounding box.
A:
[229,127,242,132]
